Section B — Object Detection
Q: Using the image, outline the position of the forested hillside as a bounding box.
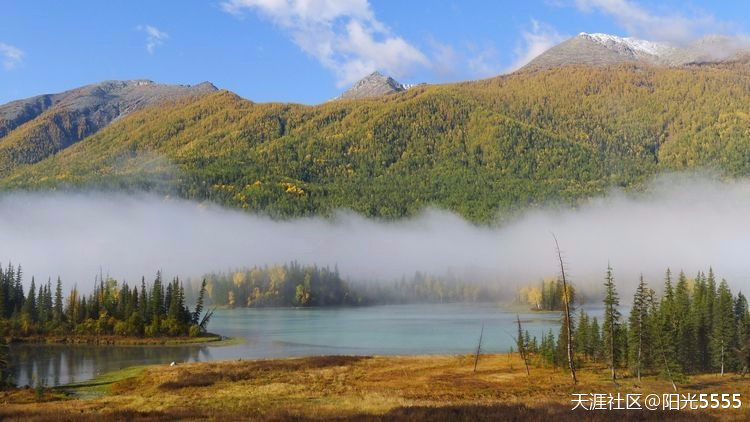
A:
[2,63,750,222]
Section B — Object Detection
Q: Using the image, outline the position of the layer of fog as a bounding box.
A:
[1,173,749,297]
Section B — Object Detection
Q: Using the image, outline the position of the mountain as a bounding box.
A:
[3,63,750,223]
[523,32,750,70]
[0,80,217,175]
[334,71,410,100]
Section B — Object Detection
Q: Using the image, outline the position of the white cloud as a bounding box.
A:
[507,20,566,72]
[428,40,503,80]
[574,0,726,44]
[0,42,24,70]
[467,45,502,78]
[429,41,458,78]
[137,25,169,54]
[221,0,428,87]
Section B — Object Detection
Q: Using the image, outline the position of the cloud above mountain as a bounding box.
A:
[0,42,24,70]
[574,0,731,44]
[137,25,169,54]
[508,20,567,71]
[222,0,428,87]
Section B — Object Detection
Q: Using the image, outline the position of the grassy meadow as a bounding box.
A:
[2,353,749,421]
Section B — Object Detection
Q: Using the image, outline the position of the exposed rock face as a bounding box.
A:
[335,72,407,100]
[522,32,750,71]
[0,80,217,138]
[0,80,217,174]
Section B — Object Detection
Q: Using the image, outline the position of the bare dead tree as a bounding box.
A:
[473,323,484,372]
[552,233,577,384]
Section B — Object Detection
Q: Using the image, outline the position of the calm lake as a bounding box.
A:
[8,303,602,387]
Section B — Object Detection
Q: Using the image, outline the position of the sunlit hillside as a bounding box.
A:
[3,63,750,222]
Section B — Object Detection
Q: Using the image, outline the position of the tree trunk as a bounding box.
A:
[637,310,643,383]
[473,323,484,373]
[610,319,616,383]
[637,333,642,382]
[553,234,577,384]
[662,350,677,392]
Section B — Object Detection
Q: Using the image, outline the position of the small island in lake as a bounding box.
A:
[0,263,214,348]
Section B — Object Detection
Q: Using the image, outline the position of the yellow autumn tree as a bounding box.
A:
[527,287,542,310]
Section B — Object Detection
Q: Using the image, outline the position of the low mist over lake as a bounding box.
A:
[0,173,748,296]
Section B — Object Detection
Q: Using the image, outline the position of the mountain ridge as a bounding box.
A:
[523,32,750,70]
[0,80,217,176]
[3,63,750,222]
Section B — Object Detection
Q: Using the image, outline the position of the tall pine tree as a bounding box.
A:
[602,264,621,383]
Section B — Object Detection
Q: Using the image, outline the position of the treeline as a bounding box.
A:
[520,267,750,380]
[355,272,505,304]
[516,278,578,311]
[202,265,509,307]
[0,263,211,339]
[203,262,359,307]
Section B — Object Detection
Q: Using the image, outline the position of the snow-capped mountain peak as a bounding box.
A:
[578,32,676,58]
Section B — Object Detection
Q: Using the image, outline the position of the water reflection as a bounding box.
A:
[9,343,211,387]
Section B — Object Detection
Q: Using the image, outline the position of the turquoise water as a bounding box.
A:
[8,303,591,387]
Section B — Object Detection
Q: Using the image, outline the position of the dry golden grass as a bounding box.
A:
[2,354,749,421]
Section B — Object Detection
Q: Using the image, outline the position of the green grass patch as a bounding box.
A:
[56,365,148,400]
[207,336,245,347]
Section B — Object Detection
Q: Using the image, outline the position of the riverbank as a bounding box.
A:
[2,354,749,421]
[4,333,227,346]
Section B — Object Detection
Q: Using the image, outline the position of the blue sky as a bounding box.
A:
[1,0,749,105]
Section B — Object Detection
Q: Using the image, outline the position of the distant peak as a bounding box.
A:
[522,30,750,71]
[333,71,417,101]
[191,81,219,91]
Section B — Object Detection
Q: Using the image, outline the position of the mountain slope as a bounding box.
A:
[0,87,611,222]
[3,64,750,222]
[0,80,216,175]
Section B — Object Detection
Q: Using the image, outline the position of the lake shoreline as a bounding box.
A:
[6,303,574,388]
[4,333,225,346]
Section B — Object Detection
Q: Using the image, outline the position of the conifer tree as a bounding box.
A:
[150,271,164,321]
[575,309,590,360]
[602,264,621,383]
[139,277,148,323]
[589,317,602,362]
[23,277,37,323]
[692,271,711,371]
[192,279,207,325]
[712,279,736,376]
[674,271,697,372]
[629,274,649,382]
[53,277,63,325]
[734,292,749,365]
[0,337,10,388]
[658,268,680,377]
[516,314,530,375]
